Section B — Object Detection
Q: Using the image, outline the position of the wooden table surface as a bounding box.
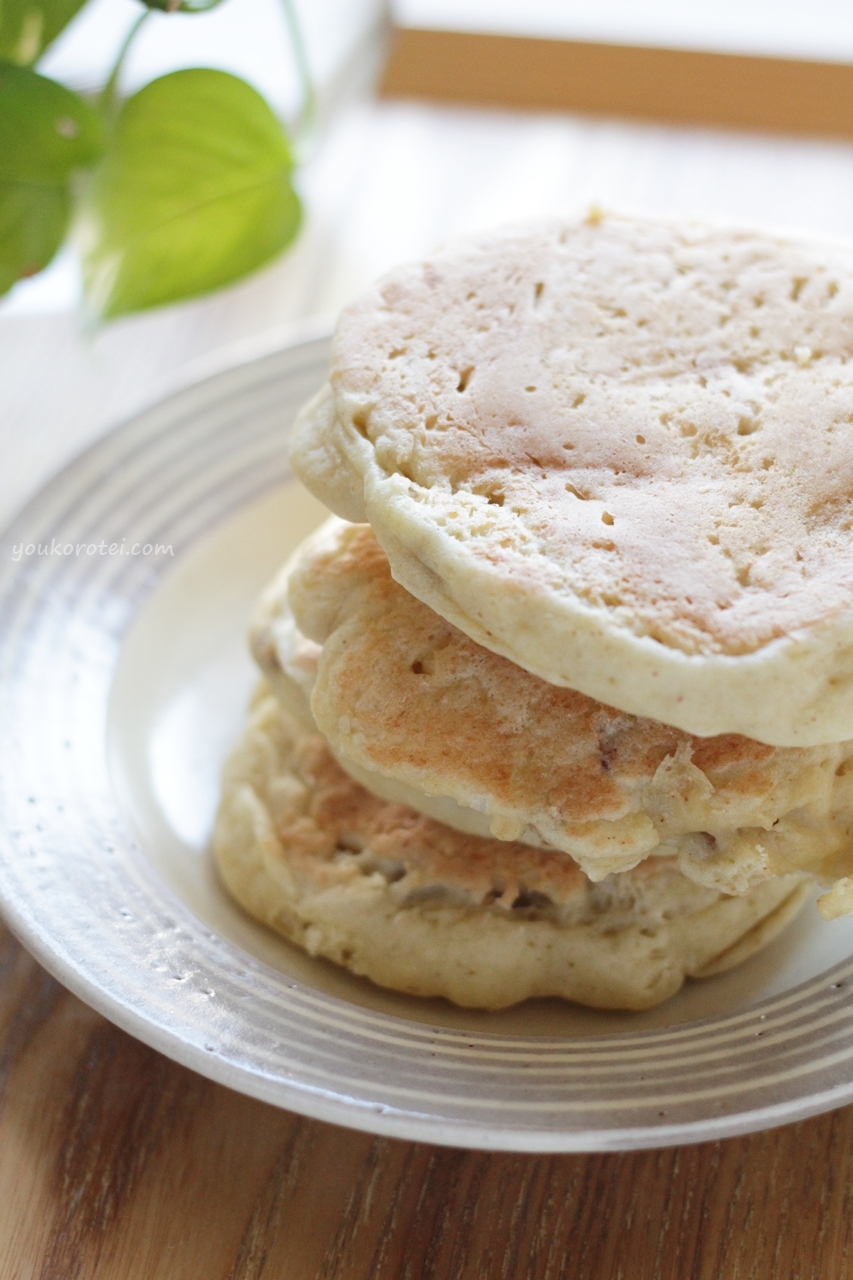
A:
[1,917,852,1279]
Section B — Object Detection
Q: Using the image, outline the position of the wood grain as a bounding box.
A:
[1,916,853,1279]
[381,27,853,140]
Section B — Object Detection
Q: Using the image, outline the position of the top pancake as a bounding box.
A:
[290,212,853,745]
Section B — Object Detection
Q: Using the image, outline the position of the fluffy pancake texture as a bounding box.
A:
[213,688,809,1010]
[250,582,500,841]
[252,519,853,901]
[290,213,853,746]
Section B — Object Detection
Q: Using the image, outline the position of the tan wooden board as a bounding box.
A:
[1,916,853,1278]
[381,26,853,139]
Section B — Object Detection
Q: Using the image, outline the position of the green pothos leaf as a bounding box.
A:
[0,0,88,65]
[0,182,68,292]
[81,68,302,318]
[0,61,104,181]
[0,62,104,293]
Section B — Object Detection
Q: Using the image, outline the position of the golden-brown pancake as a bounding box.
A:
[213,688,809,1010]
[254,518,853,903]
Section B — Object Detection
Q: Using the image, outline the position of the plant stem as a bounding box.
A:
[100,9,151,117]
[280,0,315,152]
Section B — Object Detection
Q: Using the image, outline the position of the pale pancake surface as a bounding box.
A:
[213,689,809,1010]
[254,520,853,901]
[290,213,853,745]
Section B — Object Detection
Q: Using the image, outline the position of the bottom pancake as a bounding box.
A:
[213,688,810,1011]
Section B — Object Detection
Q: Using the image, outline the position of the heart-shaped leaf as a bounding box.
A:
[0,62,104,293]
[82,68,302,319]
[0,62,104,182]
[0,181,68,292]
[0,0,89,65]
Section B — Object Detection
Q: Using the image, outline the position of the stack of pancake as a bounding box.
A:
[214,212,853,1010]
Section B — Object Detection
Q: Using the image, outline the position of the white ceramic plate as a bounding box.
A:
[4,329,853,1152]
